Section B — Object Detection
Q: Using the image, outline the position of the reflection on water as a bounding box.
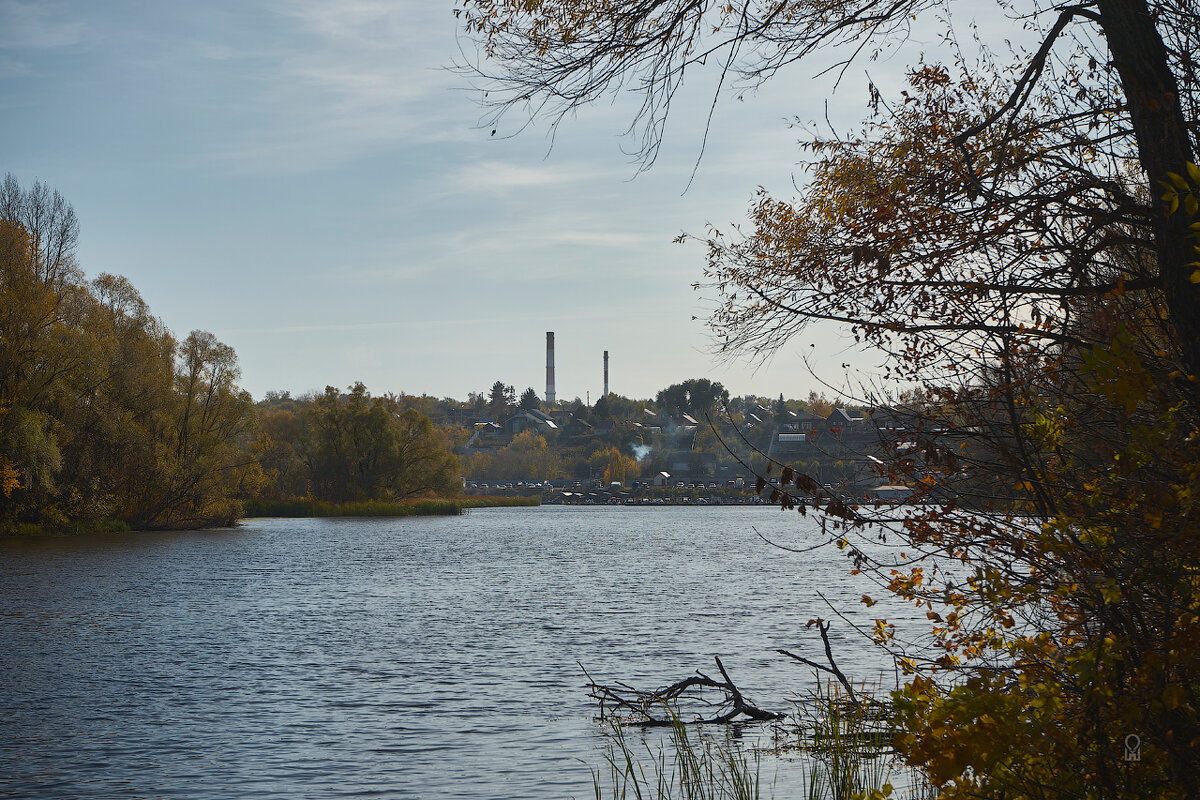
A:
[0,507,923,799]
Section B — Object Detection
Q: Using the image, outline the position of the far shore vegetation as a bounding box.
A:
[2,173,872,536]
[242,496,538,519]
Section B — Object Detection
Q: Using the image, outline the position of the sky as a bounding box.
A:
[1,0,972,404]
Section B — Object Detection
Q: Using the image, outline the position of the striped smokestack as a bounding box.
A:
[603,350,609,397]
[546,332,556,405]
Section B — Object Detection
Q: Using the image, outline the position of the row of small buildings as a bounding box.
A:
[461,407,704,454]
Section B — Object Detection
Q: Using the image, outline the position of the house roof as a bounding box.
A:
[829,407,864,423]
[509,410,558,429]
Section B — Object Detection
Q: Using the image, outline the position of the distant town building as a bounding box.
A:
[503,409,558,436]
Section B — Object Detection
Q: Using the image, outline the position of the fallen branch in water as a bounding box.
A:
[582,656,784,726]
[777,619,858,703]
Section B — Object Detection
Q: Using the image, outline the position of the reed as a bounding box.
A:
[242,498,464,518]
[592,712,762,800]
[590,681,933,800]
[791,680,906,800]
[457,495,541,508]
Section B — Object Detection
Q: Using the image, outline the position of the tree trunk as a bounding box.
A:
[1098,0,1200,388]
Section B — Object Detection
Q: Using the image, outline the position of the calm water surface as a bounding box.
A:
[0,506,920,799]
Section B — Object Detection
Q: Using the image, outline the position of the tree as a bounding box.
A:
[655,379,729,418]
[519,386,542,410]
[487,430,560,480]
[587,445,641,484]
[304,383,459,502]
[565,397,588,421]
[487,380,516,420]
[591,393,612,419]
[603,393,642,421]
[254,406,310,500]
[0,217,64,519]
[0,173,79,289]
[1,175,257,529]
[459,2,1200,794]
[150,330,256,527]
[804,391,833,418]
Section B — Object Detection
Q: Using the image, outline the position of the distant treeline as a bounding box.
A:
[0,175,461,533]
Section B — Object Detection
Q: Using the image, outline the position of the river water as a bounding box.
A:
[0,506,924,799]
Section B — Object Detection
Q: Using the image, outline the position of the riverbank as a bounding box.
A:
[1,496,540,536]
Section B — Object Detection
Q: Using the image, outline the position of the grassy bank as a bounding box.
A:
[457,495,542,509]
[242,495,539,518]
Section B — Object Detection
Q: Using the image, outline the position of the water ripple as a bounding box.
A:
[1,507,925,799]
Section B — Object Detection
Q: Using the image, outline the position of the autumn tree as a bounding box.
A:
[587,445,641,485]
[1,175,257,529]
[461,430,560,481]
[0,176,81,521]
[459,2,1200,794]
[303,383,459,502]
[254,405,311,501]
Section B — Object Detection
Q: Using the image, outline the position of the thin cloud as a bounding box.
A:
[544,231,656,248]
[206,0,466,173]
[0,1,85,48]
[448,160,606,193]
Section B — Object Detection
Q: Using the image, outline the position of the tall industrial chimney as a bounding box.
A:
[603,350,609,397]
[546,332,556,405]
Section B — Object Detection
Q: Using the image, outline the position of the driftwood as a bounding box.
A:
[583,656,784,726]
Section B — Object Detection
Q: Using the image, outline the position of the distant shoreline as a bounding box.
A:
[241,496,539,518]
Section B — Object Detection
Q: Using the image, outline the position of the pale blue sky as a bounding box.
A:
[1,0,956,403]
